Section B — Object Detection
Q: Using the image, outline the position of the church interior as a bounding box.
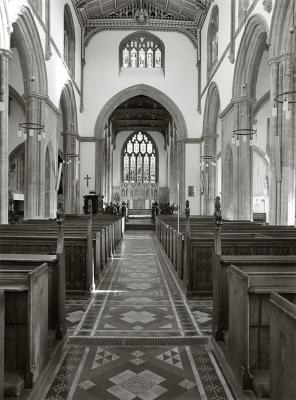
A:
[0,0,296,399]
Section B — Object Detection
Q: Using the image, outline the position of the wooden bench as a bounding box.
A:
[0,290,3,400]
[270,292,296,400]
[0,263,48,388]
[212,255,296,341]
[227,264,296,390]
[0,254,65,339]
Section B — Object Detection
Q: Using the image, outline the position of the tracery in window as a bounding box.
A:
[120,32,164,70]
[207,5,219,78]
[122,132,158,183]
[64,5,75,76]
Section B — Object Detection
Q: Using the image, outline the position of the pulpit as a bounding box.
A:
[83,194,104,214]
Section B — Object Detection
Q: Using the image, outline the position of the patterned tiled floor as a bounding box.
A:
[42,231,235,400]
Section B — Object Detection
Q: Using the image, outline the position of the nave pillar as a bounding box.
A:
[202,132,217,215]
[95,138,106,199]
[0,50,11,224]
[221,97,254,220]
[269,59,295,225]
[63,131,77,214]
[234,97,254,220]
[24,94,46,219]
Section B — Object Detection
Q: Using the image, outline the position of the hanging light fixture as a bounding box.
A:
[18,122,45,141]
[200,154,216,168]
[200,134,216,168]
[273,0,296,118]
[64,153,80,165]
[232,3,257,147]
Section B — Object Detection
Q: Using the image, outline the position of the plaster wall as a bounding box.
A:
[185,143,200,215]
[9,49,24,95]
[80,141,96,210]
[8,97,25,154]
[81,30,198,139]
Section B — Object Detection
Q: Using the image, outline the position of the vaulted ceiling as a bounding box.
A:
[72,0,212,47]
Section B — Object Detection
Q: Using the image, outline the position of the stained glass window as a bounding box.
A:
[122,132,157,183]
[120,33,164,70]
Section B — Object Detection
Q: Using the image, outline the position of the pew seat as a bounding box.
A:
[0,263,48,388]
[0,254,65,339]
[227,264,296,389]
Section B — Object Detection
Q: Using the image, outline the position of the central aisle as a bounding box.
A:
[42,232,234,400]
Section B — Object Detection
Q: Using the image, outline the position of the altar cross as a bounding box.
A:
[84,174,91,187]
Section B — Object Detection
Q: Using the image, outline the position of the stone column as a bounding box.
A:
[203,133,217,215]
[24,95,43,219]
[233,97,255,220]
[95,138,105,197]
[0,50,11,224]
[63,132,75,214]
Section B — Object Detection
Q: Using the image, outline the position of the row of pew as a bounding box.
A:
[155,213,296,399]
[0,211,125,399]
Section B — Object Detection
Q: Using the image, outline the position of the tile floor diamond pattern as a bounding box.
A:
[108,370,167,400]
[156,347,183,369]
[91,347,120,369]
[42,232,235,400]
[120,310,156,324]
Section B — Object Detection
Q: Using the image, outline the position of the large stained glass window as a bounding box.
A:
[120,32,164,70]
[122,132,157,183]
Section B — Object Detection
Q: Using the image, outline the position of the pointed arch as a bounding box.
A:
[203,81,221,136]
[11,6,47,95]
[232,14,269,99]
[59,81,79,214]
[270,0,292,58]
[95,84,187,140]
[60,81,78,134]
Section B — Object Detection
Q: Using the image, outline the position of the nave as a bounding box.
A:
[32,231,233,400]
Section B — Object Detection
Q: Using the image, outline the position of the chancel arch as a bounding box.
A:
[94,84,187,210]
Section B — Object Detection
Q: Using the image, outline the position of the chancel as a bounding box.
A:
[0,0,296,399]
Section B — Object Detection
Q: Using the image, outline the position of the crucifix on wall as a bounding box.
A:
[84,174,91,187]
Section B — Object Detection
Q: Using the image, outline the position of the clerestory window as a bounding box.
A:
[120,32,164,70]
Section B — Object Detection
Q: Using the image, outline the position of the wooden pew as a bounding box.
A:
[227,264,296,390]
[212,255,296,341]
[0,254,65,339]
[0,213,124,293]
[270,292,296,400]
[156,215,296,296]
[0,290,4,400]
[1,263,48,388]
